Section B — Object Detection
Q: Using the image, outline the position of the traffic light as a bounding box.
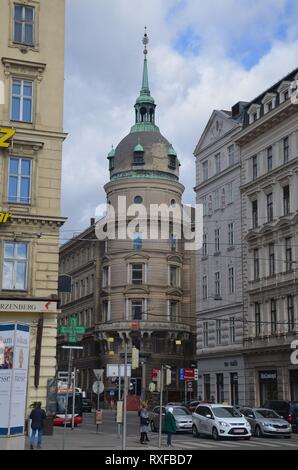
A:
[166,367,171,386]
[132,347,139,369]
[156,370,161,392]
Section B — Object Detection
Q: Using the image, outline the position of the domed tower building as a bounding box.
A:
[97,32,196,402]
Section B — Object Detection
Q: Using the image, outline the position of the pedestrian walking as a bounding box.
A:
[139,402,150,444]
[165,407,176,448]
[29,402,47,450]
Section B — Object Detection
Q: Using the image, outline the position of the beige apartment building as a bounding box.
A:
[0,0,66,448]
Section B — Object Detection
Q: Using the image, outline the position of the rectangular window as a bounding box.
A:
[285,238,292,272]
[228,145,235,166]
[228,267,234,294]
[283,185,290,216]
[252,155,258,180]
[169,301,177,322]
[228,223,234,247]
[255,303,261,337]
[215,153,221,174]
[202,233,208,257]
[271,300,277,335]
[283,137,289,163]
[267,193,273,222]
[267,101,273,112]
[269,243,275,276]
[103,301,109,322]
[267,146,273,172]
[8,157,31,204]
[216,319,222,345]
[203,322,209,348]
[287,296,294,333]
[3,241,28,290]
[215,271,221,297]
[214,229,220,253]
[170,266,178,287]
[202,161,208,181]
[132,300,143,320]
[202,275,208,300]
[214,189,220,210]
[203,374,211,401]
[11,78,33,122]
[202,196,208,216]
[229,317,236,343]
[216,374,224,403]
[102,266,109,288]
[14,4,34,45]
[131,264,143,284]
[252,200,258,228]
[253,249,259,280]
[226,183,233,205]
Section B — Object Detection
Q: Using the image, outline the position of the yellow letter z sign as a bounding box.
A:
[0,128,16,148]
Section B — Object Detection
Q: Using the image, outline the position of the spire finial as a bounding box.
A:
[143,26,149,56]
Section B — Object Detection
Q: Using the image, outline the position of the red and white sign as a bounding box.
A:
[131,321,139,330]
[152,368,159,381]
[95,410,103,425]
[184,368,195,381]
[187,381,193,391]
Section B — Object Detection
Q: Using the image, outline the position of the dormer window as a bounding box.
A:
[133,143,144,165]
[168,145,177,170]
[107,146,115,172]
[261,92,276,114]
[277,81,291,104]
[248,103,261,124]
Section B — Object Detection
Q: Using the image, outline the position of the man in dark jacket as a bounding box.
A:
[29,402,46,450]
[165,407,176,448]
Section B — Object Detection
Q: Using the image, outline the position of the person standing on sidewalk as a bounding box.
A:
[29,402,47,450]
[165,407,176,448]
[139,402,150,444]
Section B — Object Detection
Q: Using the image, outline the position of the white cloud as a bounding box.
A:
[60,0,298,241]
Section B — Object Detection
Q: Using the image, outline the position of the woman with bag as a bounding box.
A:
[139,402,150,444]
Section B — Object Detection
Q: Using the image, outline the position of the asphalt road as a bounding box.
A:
[81,412,298,450]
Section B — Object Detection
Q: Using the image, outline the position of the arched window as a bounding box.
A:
[140,107,146,122]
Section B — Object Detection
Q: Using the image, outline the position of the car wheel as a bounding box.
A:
[150,421,157,432]
[284,436,291,439]
[255,425,263,438]
[192,425,199,438]
[212,427,219,441]
[244,436,251,440]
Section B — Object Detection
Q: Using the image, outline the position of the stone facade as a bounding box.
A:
[194,105,247,405]
[0,0,66,448]
[237,68,298,406]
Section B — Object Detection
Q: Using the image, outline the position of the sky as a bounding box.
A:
[61,0,298,242]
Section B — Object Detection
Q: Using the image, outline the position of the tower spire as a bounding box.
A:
[130,28,159,133]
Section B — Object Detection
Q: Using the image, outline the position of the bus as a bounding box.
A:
[54,385,84,426]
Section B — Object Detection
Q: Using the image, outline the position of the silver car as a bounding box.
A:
[149,405,193,433]
[240,407,292,438]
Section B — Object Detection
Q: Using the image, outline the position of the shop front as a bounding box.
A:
[258,370,278,405]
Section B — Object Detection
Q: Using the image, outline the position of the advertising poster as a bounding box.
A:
[0,323,30,437]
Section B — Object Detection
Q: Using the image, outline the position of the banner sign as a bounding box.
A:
[0,300,57,313]
[0,323,30,437]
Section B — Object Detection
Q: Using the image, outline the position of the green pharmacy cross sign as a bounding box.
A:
[59,317,85,343]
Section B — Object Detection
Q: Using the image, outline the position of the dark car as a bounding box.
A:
[187,401,201,413]
[262,400,298,432]
[82,398,92,413]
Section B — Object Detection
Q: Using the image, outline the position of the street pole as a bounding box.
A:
[71,367,76,430]
[184,380,187,404]
[63,348,72,450]
[158,365,164,449]
[141,360,146,402]
[117,364,121,438]
[122,339,128,450]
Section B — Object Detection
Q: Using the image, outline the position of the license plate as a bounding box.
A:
[233,429,245,434]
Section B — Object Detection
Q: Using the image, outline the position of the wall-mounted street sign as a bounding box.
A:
[0,128,16,148]
[0,300,57,313]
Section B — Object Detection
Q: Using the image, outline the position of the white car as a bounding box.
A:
[192,404,251,440]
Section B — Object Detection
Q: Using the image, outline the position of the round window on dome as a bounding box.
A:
[134,196,143,204]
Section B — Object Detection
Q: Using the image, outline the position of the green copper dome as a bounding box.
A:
[168,145,177,156]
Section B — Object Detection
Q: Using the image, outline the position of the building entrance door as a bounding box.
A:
[259,371,278,405]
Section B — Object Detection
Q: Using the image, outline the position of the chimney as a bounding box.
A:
[90,218,95,226]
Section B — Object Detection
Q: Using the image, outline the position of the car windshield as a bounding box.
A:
[172,407,190,416]
[212,407,242,418]
[255,409,281,419]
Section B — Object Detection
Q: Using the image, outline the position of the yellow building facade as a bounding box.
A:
[0,0,66,449]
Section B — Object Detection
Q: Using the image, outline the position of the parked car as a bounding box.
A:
[262,400,298,432]
[149,405,192,433]
[82,398,92,413]
[192,404,251,440]
[240,407,292,438]
[187,401,202,413]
